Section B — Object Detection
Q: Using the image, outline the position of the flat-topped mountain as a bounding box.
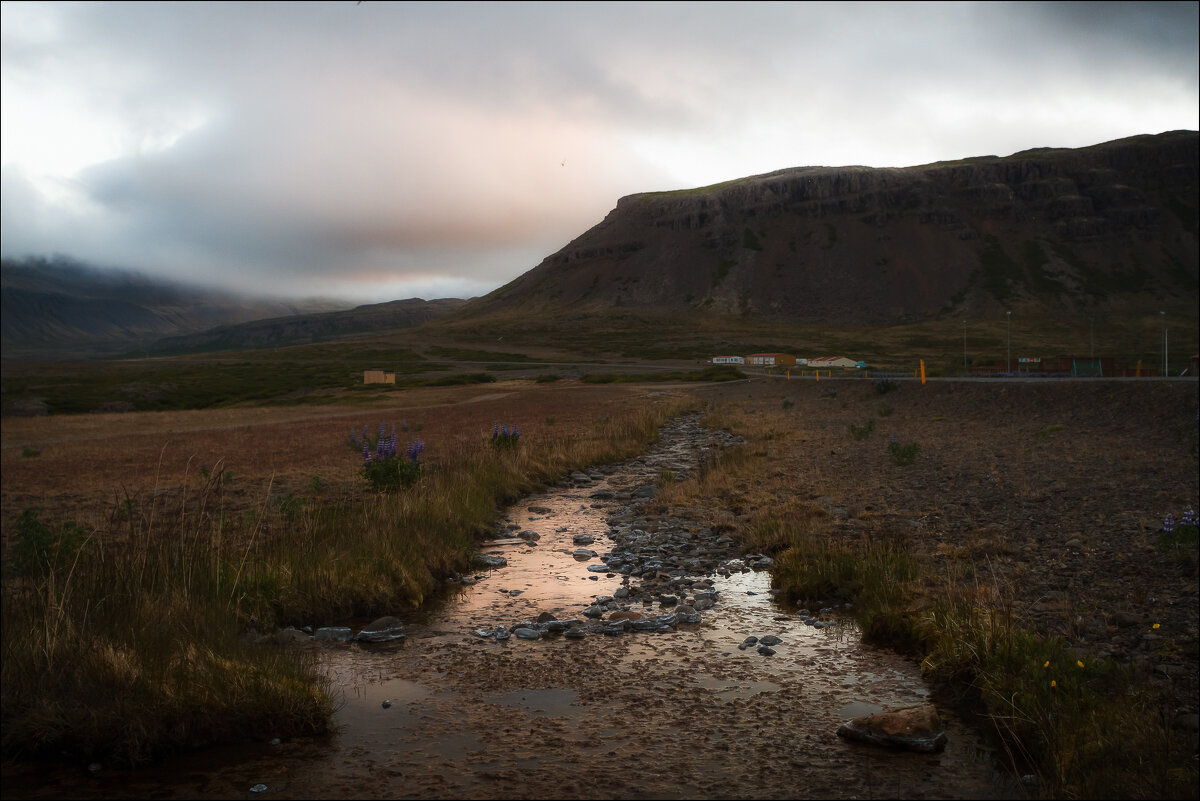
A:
[466,131,1198,325]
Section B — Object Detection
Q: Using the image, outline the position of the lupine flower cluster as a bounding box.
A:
[491,422,521,450]
[1162,506,1197,535]
[1161,506,1198,546]
[349,423,424,491]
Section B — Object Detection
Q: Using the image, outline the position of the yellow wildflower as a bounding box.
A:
[1152,623,1161,629]
[1043,660,1050,668]
[1051,680,1057,687]
[1076,659,1085,668]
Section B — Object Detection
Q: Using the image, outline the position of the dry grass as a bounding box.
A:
[641,376,1199,799]
[1,379,696,766]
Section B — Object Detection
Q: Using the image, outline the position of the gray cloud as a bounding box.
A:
[2,1,1196,302]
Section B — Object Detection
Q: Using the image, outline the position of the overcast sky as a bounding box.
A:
[2,1,1197,304]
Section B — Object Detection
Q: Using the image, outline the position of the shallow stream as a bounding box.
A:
[3,416,1024,799]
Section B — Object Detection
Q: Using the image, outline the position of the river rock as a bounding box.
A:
[314,627,353,642]
[514,627,541,640]
[836,705,948,753]
[760,635,782,646]
[476,554,508,568]
[572,534,596,545]
[574,548,598,558]
[355,616,406,643]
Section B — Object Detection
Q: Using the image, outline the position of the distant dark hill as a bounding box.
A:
[464,131,1198,326]
[146,297,469,355]
[0,257,351,359]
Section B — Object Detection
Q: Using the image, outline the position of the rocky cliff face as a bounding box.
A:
[470,131,1198,324]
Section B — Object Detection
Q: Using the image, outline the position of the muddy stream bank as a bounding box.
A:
[5,414,1022,800]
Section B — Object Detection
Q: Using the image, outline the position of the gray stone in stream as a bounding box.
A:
[472,628,494,638]
[572,534,596,545]
[355,616,406,643]
[582,605,605,618]
[543,620,570,632]
[836,705,948,753]
[476,554,508,568]
[518,530,541,542]
[757,645,776,656]
[613,587,630,598]
[271,627,311,644]
[694,598,715,611]
[760,635,783,646]
[587,564,611,573]
[514,627,541,640]
[658,594,678,605]
[314,627,352,642]
[495,626,510,640]
[574,548,598,558]
[528,506,552,515]
[740,636,759,648]
[564,627,587,639]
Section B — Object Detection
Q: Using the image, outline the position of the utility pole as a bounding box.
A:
[1006,311,1012,375]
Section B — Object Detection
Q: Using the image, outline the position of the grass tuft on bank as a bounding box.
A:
[2,397,689,766]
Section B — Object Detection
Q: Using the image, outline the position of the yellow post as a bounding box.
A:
[815,370,819,382]
[786,369,790,379]
[920,360,926,385]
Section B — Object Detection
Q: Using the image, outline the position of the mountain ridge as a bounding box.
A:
[463,130,1198,325]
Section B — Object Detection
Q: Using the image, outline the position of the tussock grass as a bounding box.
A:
[641,386,1198,800]
[2,391,688,766]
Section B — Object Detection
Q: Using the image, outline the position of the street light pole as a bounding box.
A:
[1006,311,1011,375]
[1161,311,1166,376]
[963,319,967,375]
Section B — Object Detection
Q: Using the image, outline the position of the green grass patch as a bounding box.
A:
[849,419,875,440]
[1035,423,1065,442]
[581,365,746,384]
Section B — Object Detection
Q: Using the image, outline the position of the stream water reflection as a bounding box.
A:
[3,419,1026,800]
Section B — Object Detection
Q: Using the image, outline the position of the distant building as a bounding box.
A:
[747,353,796,366]
[711,356,745,364]
[807,356,858,369]
[363,369,396,384]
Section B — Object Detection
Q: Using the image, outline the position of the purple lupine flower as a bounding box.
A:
[492,422,499,438]
[501,424,509,437]
[1182,507,1198,528]
[1163,514,1175,534]
[362,441,371,466]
